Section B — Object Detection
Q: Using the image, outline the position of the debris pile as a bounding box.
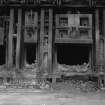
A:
[0,79,51,89]
[0,62,98,91]
[0,60,51,89]
[57,63,90,73]
[24,60,38,69]
[22,60,38,79]
[1,79,38,89]
[0,65,16,78]
[53,80,98,92]
[80,81,98,92]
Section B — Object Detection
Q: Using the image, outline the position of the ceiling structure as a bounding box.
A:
[0,0,104,7]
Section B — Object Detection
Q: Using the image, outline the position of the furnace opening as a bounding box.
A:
[25,43,36,64]
[0,45,5,65]
[57,44,91,65]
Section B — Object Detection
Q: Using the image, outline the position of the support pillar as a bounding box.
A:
[40,9,44,66]
[95,9,100,72]
[37,9,44,81]
[8,9,14,68]
[16,9,22,69]
[99,9,105,89]
[97,9,105,89]
[103,9,105,71]
[48,9,53,75]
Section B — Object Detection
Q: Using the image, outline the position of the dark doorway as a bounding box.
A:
[0,45,5,65]
[25,43,36,64]
[57,44,91,65]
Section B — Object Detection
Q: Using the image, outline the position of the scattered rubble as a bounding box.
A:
[57,63,90,73]
[53,80,98,92]
[0,78,99,92]
[0,62,99,92]
[21,60,38,79]
[0,62,50,89]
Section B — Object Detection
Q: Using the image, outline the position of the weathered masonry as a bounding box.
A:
[0,0,105,87]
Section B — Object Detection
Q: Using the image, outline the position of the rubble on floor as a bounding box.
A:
[56,63,90,73]
[0,79,99,92]
[0,62,51,89]
[0,63,99,92]
[21,61,38,79]
[53,80,98,92]
[0,78,51,89]
[0,65,16,78]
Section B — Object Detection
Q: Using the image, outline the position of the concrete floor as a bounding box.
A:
[0,89,105,105]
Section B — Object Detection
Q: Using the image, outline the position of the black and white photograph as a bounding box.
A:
[0,0,104,105]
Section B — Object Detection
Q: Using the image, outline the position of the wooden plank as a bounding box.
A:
[8,9,14,68]
[16,9,22,69]
[48,8,53,74]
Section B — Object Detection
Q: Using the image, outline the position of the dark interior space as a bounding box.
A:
[57,44,91,65]
[13,38,16,65]
[0,45,5,65]
[25,43,36,64]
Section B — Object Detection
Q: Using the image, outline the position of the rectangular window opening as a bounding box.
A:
[57,44,91,66]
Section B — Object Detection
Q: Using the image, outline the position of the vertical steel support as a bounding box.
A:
[16,9,22,69]
[8,9,14,68]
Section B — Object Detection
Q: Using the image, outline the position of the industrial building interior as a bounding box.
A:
[0,0,104,90]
